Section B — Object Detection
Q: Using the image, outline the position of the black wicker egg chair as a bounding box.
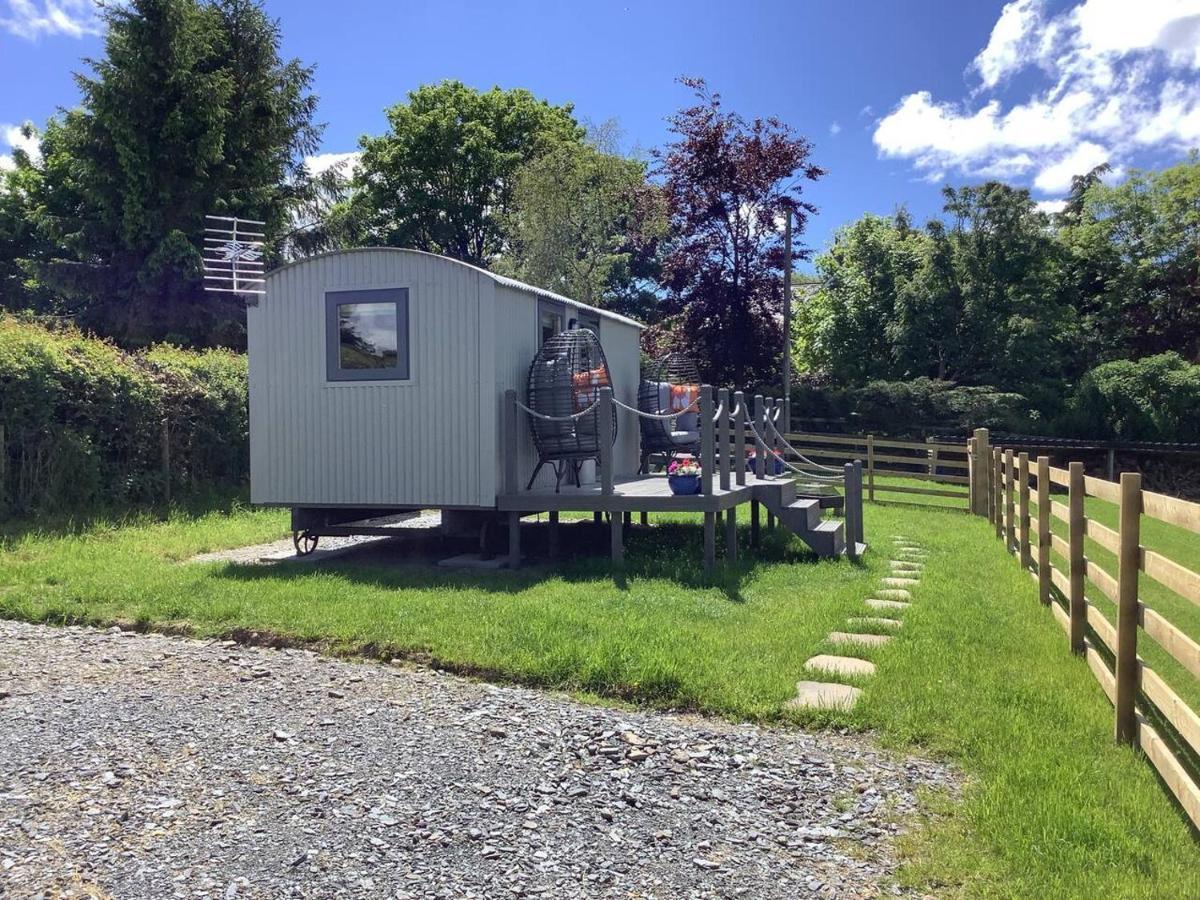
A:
[525,328,618,492]
[637,352,702,474]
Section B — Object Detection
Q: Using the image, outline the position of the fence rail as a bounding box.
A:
[977,433,1200,829]
[775,430,972,510]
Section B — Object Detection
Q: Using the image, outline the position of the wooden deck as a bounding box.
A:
[498,473,790,513]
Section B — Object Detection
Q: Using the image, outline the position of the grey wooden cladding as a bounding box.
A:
[249,248,641,510]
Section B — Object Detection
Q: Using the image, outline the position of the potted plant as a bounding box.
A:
[667,457,702,495]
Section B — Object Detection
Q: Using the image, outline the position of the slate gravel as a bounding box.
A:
[0,620,952,899]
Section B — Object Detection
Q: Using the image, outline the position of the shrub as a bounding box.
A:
[1064,353,1200,442]
[0,314,248,516]
[790,376,1034,436]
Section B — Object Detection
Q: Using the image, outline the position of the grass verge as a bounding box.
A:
[0,493,1196,896]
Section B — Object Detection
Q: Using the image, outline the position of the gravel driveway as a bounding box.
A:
[0,620,951,899]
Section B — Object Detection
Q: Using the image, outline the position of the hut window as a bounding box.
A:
[325,288,410,381]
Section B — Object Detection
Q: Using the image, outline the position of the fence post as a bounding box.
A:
[1005,449,1016,553]
[843,461,862,558]
[764,399,776,528]
[853,459,865,546]
[700,385,714,496]
[734,391,746,487]
[867,434,876,502]
[927,436,938,476]
[1068,461,1086,655]
[717,387,731,491]
[1114,471,1142,745]
[973,428,990,517]
[598,387,614,497]
[1018,452,1031,569]
[993,448,1004,539]
[1037,457,1051,604]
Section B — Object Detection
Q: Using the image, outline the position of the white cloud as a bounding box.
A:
[874,0,1200,194]
[0,0,103,40]
[1032,141,1110,193]
[304,151,360,178]
[1035,198,1067,214]
[829,121,842,136]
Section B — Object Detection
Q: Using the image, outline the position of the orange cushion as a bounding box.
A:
[670,383,699,411]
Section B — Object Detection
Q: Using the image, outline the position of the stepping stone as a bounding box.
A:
[877,588,913,601]
[889,560,923,569]
[805,654,877,677]
[881,577,920,588]
[828,631,892,648]
[847,616,902,630]
[866,597,910,611]
[786,681,863,711]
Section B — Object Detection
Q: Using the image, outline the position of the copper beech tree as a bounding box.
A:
[649,77,824,389]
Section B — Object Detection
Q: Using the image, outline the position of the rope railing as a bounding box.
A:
[513,398,600,422]
[764,414,845,475]
[610,396,699,420]
[742,407,844,483]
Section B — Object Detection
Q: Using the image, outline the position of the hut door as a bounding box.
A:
[538,299,565,346]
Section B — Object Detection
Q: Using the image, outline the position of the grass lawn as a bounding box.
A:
[1,489,1197,896]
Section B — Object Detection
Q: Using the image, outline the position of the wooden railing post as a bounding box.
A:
[503,389,518,495]
[717,387,731,491]
[1018,452,1031,569]
[1037,456,1051,605]
[753,395,766,480]
[866,433,876,502]
[598,386,614,497]
[843,461,862,558]
[1114,471,1142,744]
[734,391,746,487]
[1068,461,1086,655]
[700,384,714,495]
[1005,449,1016,553]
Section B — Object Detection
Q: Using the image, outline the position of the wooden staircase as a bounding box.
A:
[755,479,866,558]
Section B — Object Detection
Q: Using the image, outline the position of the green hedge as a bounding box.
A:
[0,315,248,516]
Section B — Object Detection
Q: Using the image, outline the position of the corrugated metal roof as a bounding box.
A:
[268,247,644,330]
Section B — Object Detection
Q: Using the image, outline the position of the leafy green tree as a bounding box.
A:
[499,124,666,313]
[345,81,583,266]
[1068,156,1200,361]
[1066,353,1200,441]
[19,0,321,347]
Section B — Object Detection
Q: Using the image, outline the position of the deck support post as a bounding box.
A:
[639,511,648,526]
[750,500,761,546]
[611,512,624,570]
[548,511,560,560]
[703,511,716,572]
[507,512,521,569]
[593,511,603,524]
[725,504,738,563]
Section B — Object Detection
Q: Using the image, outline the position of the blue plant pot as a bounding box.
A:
[668,473,701,495]
[745,457,785,475]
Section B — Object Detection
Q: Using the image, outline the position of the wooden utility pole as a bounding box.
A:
[782,211,792,436]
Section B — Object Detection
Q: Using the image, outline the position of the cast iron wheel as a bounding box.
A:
[292,530,319,556]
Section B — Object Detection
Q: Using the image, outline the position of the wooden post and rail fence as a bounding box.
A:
[968,427,1200,830]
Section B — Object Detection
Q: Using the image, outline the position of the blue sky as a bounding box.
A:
[3,0,1200,268]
